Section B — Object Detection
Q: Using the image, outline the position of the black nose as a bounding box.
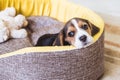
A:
[79,35,87,42]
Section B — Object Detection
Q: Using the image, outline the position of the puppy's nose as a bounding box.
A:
[79,35,87,42]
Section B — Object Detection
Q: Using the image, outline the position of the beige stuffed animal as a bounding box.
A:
[0,7,28,43]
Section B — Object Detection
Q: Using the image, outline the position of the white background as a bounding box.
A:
[69,0,120,27]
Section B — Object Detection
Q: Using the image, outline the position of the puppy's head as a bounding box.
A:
[53,18,100,48]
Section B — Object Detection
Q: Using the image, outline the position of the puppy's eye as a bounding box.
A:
[68,31,75,37]
[82,24,88,30]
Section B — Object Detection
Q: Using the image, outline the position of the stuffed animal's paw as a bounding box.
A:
[0,27,9,43]
[11,29,28,38]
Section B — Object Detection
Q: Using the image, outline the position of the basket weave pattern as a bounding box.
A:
[0,33,104,80]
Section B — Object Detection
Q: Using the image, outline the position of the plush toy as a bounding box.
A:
[0,7,28,43]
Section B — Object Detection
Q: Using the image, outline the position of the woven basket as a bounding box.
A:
[0,0,104,80]
[0,33,104,80]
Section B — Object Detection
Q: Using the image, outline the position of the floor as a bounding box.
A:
[100,61,120,80]
[100,27,120,80]
[100,26,120,80]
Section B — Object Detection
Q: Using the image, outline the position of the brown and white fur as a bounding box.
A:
[36,18,99,48]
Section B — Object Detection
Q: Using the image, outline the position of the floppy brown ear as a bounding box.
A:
[91,25,100,36]
[52,30,64,46]
[87,21,100,36]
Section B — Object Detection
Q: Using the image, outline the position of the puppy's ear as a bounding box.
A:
[87,21,100,36]
[53,30,64,46]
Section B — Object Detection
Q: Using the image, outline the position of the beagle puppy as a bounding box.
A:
[36,18,99,48]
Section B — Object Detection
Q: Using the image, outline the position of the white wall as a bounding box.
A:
[69,0,120,27]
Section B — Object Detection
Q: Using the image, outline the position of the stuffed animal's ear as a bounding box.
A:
[53,30,64,46]
[87,21,100,36]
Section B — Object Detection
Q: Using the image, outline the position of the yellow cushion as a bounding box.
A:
[0,0,104,56]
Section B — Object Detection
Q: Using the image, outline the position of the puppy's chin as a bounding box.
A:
[74,42,92,49]
[73,37,93,49]
[73,41,83,49]
[83,41,93,48]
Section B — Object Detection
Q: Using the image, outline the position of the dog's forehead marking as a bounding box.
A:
[71,19,80,31]
[71,19,91,36]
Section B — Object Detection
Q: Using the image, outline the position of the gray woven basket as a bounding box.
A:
[0,33,104,80]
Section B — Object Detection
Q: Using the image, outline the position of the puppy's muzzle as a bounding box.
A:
[79,35,87,42]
